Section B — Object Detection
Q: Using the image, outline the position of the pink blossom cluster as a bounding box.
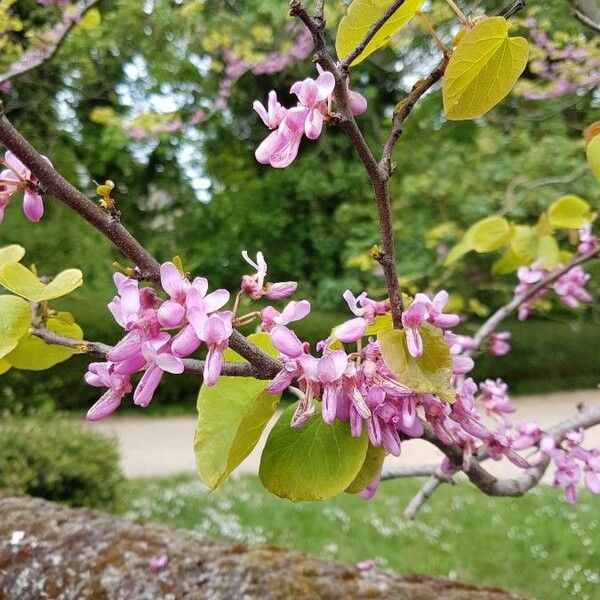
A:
[254,67,367,168]
[535,429,600,504]
[518,17,600,101]
[86,262,232,420]
[0,151,52,223]
[514,259,592,321]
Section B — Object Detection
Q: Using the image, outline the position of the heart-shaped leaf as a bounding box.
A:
[0,262,83,302]
[443,17,528,120]
[336,0,424,66]
[259,402,368,501]
[345,444,386,494]
[194,332,281,489]
[378,323,455,403]
[547,195,592,230]
[5,316,83,370]
[0,295,31,359]
[0,245,25,268]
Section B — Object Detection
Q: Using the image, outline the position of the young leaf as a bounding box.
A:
[491,248,523,275]
[510,225,537,262]
[0,295,31,359]
[194,332,281,490]
[586,133,600,183]
[547,195,592,229]
[444,240,472,265]
[336,0,424,66]
[364,314,393,336]
[345,444,385,494]
[0,262,83,302]
[378,323,455,402]
[0,358,11,375]
[443,17,528,120]
[537,235,560,270]
[465,216,510,253]
[259,402,368,501]
[5,317,83,370]
[0,245,25,268]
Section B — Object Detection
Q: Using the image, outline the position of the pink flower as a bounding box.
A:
[133,341,184,407]
[335,290,389,344]
[290,70,335,139]
[149,554,168,573]
[241,251,297,300]
[0,151,52,223]
[253,90,287,129]
[85,362,133,421]
[195,312,234,386]
[488,331,511,357]
[299,350,348,423]
[553,266,592,309]
[401,301,427,358]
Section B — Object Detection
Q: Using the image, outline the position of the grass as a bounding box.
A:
[126,474,600,600]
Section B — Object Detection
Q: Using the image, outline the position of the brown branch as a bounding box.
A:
[31,327,269,379]
[290,0,405,325]
[403,476,446,519]
[572,0,600,32]
[0,0,102,85]
[0,104,280,378]
[339,0,408,72]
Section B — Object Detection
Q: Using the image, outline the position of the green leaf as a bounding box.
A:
[0,295,31,359]
[0,263,83,301]
[378,323,455,403]
[0,358,11,375]
[364,314,393,336]
[510,225,537,262]
[465,216,510,253]
[5,316,83,370]
[443,17,529,120]
[444,240,472,265]
[259,402,368,501]
[194,332,280,490]
[491,248,523,275]
[547,195,592,229]
[0,245,25,267]
[537,235,560,270]
[586,135,600,183]
[335,0,424,66]
[345,444,385,494]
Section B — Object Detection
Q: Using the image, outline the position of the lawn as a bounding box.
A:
[126,474,600,600]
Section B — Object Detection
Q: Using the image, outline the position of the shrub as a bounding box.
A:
[0,415,124,511]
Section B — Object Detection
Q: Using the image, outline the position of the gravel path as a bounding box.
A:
[83,389,600,481]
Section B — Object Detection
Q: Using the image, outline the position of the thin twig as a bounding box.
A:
[31,327,269,379]
[0,0,103,85]
[380,464,440,480]
[403,476,446,519]
[0,105,281,379]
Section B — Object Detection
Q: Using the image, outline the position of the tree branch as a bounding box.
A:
[0,0,103,85]
[0,104,280,378]
[290,0,405,325]
[572,0,600,33]
[31,327,269,379]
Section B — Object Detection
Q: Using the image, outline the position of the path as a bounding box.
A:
[83,389,600,482]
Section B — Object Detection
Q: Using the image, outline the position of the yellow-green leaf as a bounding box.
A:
[491,248,523,275]
[537,235,560,270]
[510,225,537,262]
[195,332,281,490]
[547,195,592,229]
[345,444,385,494]
[364,314,393,336]
[259,402,368,501]
[444,240,472,265]
[335,0,424,66]
[0,263,83,302]
[0,358,11,375]
[0,245,25,267]
[5,317,83,370]
[79,7,101,29]
[443,17,529,120]
[465,216,510,253]
[0,295,31,359]
[378,323,455,403]
[586,134,600,183]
